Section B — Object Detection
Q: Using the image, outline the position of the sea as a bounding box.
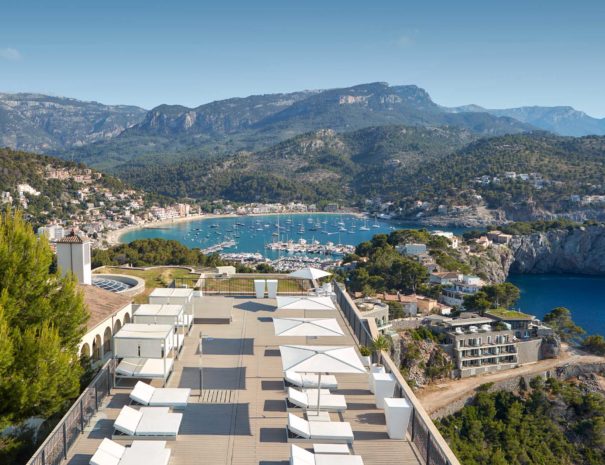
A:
[121,213,605,336]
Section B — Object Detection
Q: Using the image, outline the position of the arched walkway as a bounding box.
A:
[103,326,112,355]
[80,343,91,362]
[113,319,122,333]
[92,334,102,362]
[124,313,131,324]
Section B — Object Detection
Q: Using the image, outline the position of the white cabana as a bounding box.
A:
[289,267,331,281]
[149,288,195,330]
[279,345,366,413]
[133,304,188,353]
[276,296,336,311]
[113,323,175,385]
[273,318,344,337]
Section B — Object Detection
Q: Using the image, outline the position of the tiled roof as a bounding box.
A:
[80,284,131,330]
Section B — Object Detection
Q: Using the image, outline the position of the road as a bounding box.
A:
[417,345,605,415]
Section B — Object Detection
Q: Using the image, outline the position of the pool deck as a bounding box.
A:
[64,295,422,465]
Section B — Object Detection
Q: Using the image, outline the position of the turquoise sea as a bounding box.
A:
[120,213,465,260]
[121,213,604,336]
[508,274,605,336]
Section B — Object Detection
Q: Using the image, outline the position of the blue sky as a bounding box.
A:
[1,0,604,117]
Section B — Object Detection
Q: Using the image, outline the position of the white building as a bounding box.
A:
[38,224,65,242]
[56,231,92,285]
[396,243,427,256]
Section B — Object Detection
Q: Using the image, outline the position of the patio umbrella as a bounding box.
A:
[273,318,344,337]
[288,267,331,281]
[279,345,365,413]
[276,296,336,311]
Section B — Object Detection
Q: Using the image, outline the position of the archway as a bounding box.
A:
[113,319,122,334]
[103,326,112,355]
[92,334,102,362]
[80,343,91,364]
[123,312,131,324]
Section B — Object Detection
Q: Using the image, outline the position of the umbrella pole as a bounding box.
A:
[316,373,322,414]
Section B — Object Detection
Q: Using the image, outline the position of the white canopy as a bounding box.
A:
[114,323,173,359]
[279,345,365,374]
[273,318,344,337]
[288,267,331,281]
[276,296,336,311]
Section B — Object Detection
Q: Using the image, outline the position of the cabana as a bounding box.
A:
[280,345,366,414]
[113,324,175,386]
[148,288,195,331]
[133,304,188,353]
[276,296,336,312]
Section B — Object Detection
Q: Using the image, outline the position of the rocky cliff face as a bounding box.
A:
[508,225,605,274]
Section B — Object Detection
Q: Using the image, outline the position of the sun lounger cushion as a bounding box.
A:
[114,406,142,436]
[285,371,338,389]
[287,414,354,442]
[290,445,364,465]
[99,438,126,458]
[287,388,347,411]
[136,407,182,436]
[114,406,182,437]
[130,381,191,407]
[120,446,171,465]
[90,449,120,465]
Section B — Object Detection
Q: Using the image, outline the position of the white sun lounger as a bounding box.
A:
[90,438,170,465]
[285,371,338,389]
[130,381,191,409]
[287,413,354,443]
[113,406,182,440]
[290,444,364,465]
[287,387,347,412]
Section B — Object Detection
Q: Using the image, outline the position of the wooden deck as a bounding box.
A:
[64,295,422,465]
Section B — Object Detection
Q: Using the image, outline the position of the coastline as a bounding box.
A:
[103,210,363,247]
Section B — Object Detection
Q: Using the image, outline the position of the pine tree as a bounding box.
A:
[0,210,88,430]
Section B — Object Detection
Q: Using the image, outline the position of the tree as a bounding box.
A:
[482,283,521,309]
[463,291,492,315]
[543,307,585,343]
[582,335,605,355]
[371,335,392,366]
[0,210,88,431]
[389,257,429,293]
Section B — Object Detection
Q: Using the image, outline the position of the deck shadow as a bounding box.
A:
[264,349,281,357]
[180,403,251,435]
[264,399,286,412]
[259,461,289,465]
[201,337,254,355]
[356,412,386,425]
[86,419,114,439]
[347,402,379,410]
[106,393,130,408]
[234,301,276,312]
[261,380,285,391]
[65,453,93,465]
[257,317,273,323]
[259,427,286,443]
[179,366,246,390]
[352,430,389,440]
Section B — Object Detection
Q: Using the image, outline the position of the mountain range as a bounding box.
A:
[1,83,604,166]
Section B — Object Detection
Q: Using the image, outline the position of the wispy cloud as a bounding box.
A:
[0,48,22,61]
[394,35,415,48]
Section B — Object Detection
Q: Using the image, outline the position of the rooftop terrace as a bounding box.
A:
[61,295,427,465]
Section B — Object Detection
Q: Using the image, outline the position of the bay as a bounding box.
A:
[508,274,605,336]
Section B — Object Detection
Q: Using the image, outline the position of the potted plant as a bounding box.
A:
[368,334,392,393]
[359,346,372,367]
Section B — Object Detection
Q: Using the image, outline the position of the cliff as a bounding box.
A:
[508,225,605,274]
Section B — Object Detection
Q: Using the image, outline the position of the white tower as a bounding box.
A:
[56,231,92,285]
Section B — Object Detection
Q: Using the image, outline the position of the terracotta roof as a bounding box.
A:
[56,230,88,244]
[80,284,131,330]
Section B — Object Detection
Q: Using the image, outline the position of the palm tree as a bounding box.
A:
[371,334,392,366]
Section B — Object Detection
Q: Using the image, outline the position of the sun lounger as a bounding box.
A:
[287,387,347,412]
[290,444,363,465]
[287,413,354,443]
[285,371,338,389]
[90,438,170,465]
[130,381,190,408]
[113,406,182,440]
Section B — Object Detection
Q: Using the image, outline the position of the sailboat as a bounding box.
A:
[360,218,370,231]
[372,217,380,228]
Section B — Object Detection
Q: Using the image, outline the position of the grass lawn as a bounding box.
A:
[94,267,198,303]
[202,277,305,294]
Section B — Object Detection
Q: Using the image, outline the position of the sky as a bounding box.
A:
[1,0,604,117]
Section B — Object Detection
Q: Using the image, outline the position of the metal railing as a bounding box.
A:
[334,282,461,465]
[26,359,116,465]
[173,276,310,295]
